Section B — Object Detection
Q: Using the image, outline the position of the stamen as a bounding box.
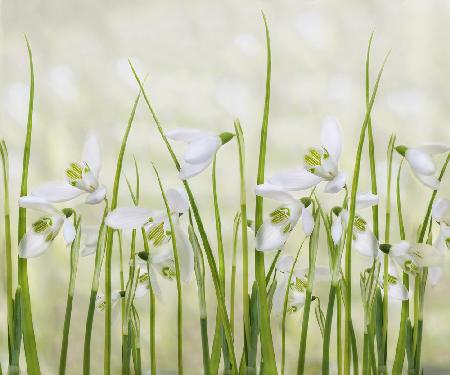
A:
[148,222,166,247]
[270,207,290,224]
[32,217,52,233]
[354,216,367,232]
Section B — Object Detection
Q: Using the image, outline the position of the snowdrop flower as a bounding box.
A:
[396,143,450,190]
[96,290,124,312]
[377,257,409,301]
[272,255,330,315]
[331,192,379,251]
[429,198,450,285]
[269,117,346,194]
[254,183,314,252]
[18,196,76,258]
[165,128,234,180]
[106,188,194,283]
[31,133,107,205]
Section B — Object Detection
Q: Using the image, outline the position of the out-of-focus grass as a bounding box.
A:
[0,1,450,373]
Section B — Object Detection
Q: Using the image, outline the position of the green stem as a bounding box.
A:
[322,285,337,375]
[18,36,41,375]
[344,51,389,375]
[59,217,82,375]
[230,213,240,336]
[337,287,343,375]
[154,167,184,374]
[0,140,14,361]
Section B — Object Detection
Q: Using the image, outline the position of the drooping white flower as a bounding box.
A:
[396,143,450,190]
[331,192,379,248]
[18,196,76,258]
[269,117,346,194]
[378,257,409,301]
[96,290,123,311]
[31,133,107,204]
[272,255,330,315]
[254,183,314,252]
[165,128,234,180]
[429,198,450,285]
[105,188,194,283]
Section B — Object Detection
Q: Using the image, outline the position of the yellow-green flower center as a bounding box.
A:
[32,217,52,233]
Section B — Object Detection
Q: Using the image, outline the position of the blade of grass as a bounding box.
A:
[189,224,211,375]
[0,140,14,364]
[230,212,241,336]
[59,216,82,375]
[103,87,141,375]
[129,63,237,373]
[83,202,109,375]
[297,211,320,374]
[344,50,389,375]
[234,119,251,360]
[17,36,41,375]
[253,12,277,374]
[153,166,184,375]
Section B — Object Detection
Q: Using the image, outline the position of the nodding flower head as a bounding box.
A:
[18,196,76,258]
[165,128,234,180]
[267,117,346,194]
[254,183,314,252]
[30,133,107,205]
[396,143,450,190]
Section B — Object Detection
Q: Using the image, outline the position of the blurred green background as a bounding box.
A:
[1,0,450,373]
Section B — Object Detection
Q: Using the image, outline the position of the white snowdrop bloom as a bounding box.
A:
[106,188,194,283]
[429,198,450,285]
[377,257,409,301]
[31,133,107,205]
[331,192,379,247]
[272,255,330,315]
[268,117,346,194]
[165,128,234,180]
[18,196,76,258]
[254,183,314,252]
[396,143,450,190]
[95,290,123,311]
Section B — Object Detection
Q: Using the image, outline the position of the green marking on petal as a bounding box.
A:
[270,207,290,224]
[32,217,52,233]
[148,221,166,247]
[304,148,322,168]
[387,274,398,285]
[162,265,176,279]
[403,260,418,274]
[354,215,367,232]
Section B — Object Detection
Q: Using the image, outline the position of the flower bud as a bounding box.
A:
[219,132,235,145]
[395,145,407,157]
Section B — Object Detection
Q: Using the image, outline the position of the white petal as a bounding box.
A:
[356,192,379,209]
[353,230,378,258]
[149,267,163,300]
[19,230,51,258]
[179,158,213,180]
[255,183,297,203]
[411,243,444,267]
[134,281,150,299]
[324,172,346,193]
[390,241,411,258]
[63,219,76,245]
[272,275,289,315]
[320,116,342,162]
[175,227,194,283]
[428,266,443,287]
[85,184,107,205]
[31,182,83,203]
[255,221,288,252]
[83,133,102,178]
[301,206,314,236]
[18,196,59,214]
[406,149,435,176]
[413,172,440,190]
[269,168,323,191]
[276,255,294,273]
[166,188,189,214]
[388,282,409,300]
[331,215,343,245]
[105,207,154,230]
[416,143,450,155]
[165,128,204,142]
[183,135,221,164]
[151,245,173,265]
[432,198,450,223]
[82,245,97,257]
